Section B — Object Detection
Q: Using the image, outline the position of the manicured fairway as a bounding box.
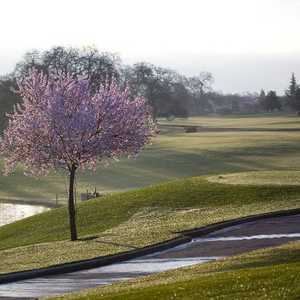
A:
[1,115,300,204]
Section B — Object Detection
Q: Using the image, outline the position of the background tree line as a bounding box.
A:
[1,46,300,132]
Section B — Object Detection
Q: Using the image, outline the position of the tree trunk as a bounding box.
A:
[68,164,78,241]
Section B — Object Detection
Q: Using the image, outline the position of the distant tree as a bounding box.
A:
[206,91,258,115]
[259,89,266,99]
[14,47,121,92]
[258,89,266,110]
[0,47,122,133]
[186,73,214,114]
[0,70,155,241]
[1,47,213,124]
[231,98,240,113]
[286,73,300,111]
[286,73,298,98]
[123,62,162,118]
[169,81,189,117]
[261,90,281,112]
[0,76,21,130]
[124,62,190,118]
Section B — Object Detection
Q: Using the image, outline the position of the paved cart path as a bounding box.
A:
[0,214,299,299]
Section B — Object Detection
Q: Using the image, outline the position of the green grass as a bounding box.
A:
[208,170,300,185]
[76,264,300,300]
[2,115,300,204]
[158,114,300,128]
[49,240,300,300]
[0,176,300,274]
[1,115,300,297]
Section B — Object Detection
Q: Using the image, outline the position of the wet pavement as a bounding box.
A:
[0,214,299,299]
[0,257,220,298]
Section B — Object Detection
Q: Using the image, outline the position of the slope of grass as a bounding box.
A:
[208,170,300,185]
[1,115,300,203]
[0,176,300,274]
[50,240,300,300]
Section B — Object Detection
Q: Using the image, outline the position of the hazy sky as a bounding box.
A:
[1,0,300,94]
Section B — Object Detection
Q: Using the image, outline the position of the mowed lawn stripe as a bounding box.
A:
[0,177,300,274]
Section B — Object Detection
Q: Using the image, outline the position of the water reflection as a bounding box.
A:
[0,202,49,226]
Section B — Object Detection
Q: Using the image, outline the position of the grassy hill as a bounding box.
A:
[0,175,300,274]
[1,115,300,204]
[1,115,300,298]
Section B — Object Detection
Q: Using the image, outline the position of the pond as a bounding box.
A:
[0,202,50,226]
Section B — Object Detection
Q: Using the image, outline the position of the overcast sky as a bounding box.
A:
[1,0,300,94]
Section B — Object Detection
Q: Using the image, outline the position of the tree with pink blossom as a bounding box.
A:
[0,69,155,241]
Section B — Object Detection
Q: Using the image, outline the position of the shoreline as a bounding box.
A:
[0,198,60,209]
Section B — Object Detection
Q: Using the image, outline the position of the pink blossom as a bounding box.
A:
[0,69,156,176]
[0,69,156,240]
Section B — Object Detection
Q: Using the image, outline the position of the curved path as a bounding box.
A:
[0,213,300,299]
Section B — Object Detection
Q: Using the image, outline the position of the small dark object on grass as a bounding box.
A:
[167,115,176,121]
[81,188,102,201]
[185,126,198,133]
[78,235,98,241]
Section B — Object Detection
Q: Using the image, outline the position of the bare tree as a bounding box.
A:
[186,72,214,114]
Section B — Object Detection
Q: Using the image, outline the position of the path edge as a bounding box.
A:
[0,207,299,284]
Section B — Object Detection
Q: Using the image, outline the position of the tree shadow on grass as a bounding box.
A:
[2,132,300,200]
[78,235,139,249]
[72,139,300,193]
[95,239,139,250]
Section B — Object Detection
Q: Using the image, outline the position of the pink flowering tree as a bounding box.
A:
[0,69,155,241]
